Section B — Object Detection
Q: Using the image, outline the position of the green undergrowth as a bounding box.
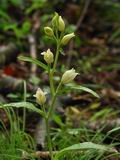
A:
[0,108,36,160]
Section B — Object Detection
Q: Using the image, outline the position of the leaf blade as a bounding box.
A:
[0,102,45,117]
[66,84,100,98]
[54,142,111,159]
[18,56,48,71]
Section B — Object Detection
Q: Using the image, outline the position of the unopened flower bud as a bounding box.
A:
[58,16,65,32]
[41,49,54,64]
[34,88,46,105]
[44,27,54,37]
[52,12,59,28]
[61,33,75,45]
[61,68,78,84]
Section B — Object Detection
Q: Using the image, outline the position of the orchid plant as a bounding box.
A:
[0,13,101,160]
[31,13,99,160]
[33,13,78,159]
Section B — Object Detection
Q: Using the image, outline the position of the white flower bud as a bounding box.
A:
[58,16,65,32]
[44,27,54,37]
[33,88,46,105]
[61,33,75,45]
[61,68,78,84]
[41,49,54,64]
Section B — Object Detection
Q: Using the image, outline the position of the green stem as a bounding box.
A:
[47,81,62,120]
[45,81,62,160]
[48,65,55,97]
[46,36,61,160]
[40,105,53,159]
[52,42,60,75]
[48,41,60,99]
[45,117,54,160]
[49,41,60,98]
[41,105,46,114]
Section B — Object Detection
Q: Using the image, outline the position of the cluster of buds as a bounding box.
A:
[34,13,78,106]
[52,13,65,32]
[44,13,75,45]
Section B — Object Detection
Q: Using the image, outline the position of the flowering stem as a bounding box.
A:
[41,104,53,160]
[48,41,60,97]
[48,65,54,97]
[47,81,62,120]
[45,39,61,160]
[41,105,46,114]
[49,41,60,98]
[44,81,62,160]
[45,117,53,160]
[52,41,60,75]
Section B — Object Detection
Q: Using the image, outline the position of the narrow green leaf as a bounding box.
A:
[0,102,45,117]
[108,126,120,134]
[54,142,111,159]
[18,56,48,71]
[66,84,100,98]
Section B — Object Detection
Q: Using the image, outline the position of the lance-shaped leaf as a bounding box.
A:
[54,142,112,160]
[65,84,100,98]
[0,102,45,117]
[18,56,48,71]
